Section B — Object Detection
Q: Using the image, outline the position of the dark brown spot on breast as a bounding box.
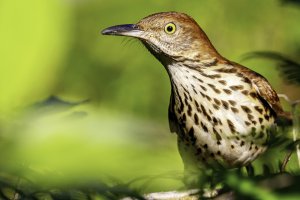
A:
[188,127,196,145]
[247,114,254,121]
[222,100,229,110]
[223,89,232,94]
[206,95,212,101]
[188,94,192,101]
[197,106,202,113]
[206,114,212,122]
[255,106,263,114]
[264,114,270,121]
[213,88,221,94]
[203,144,208,149]
[193,75,203,83]
[240,141,245,147]
[231,144,235,149]
[194,100,199,108]
[259,117,263,123]
[218,80,227,85]
[187,104,192,116]
[227,119,236,133]
[242,77,252,84]
[229,100,236,106]
[208,83,221,94]
[193,88,198,94]
[231,107,239,113]
[200,85,207,91]
[218,120,223,126]
[213,104,220,110]
[184,92,188,99]
[184,94,189,105]
[249,92,257,99]
[217,151,221,155]
[213,128,222,140]
[241,105,252,113]
[230,85,244,91]
[213,117,218,125]
[201,122,208,132]
[208,84,214,89]
[200,91,205,97]
[182,113,186,122]
[183,87,192,101]
[215,67,237,73]
[242,90,249,95]
[201,104,211,121]
[194,113,199,125]
[202,73,222,79]
[175,89,184,113]
[214,98,221,106]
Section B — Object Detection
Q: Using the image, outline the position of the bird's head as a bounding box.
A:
[102,12,220,65]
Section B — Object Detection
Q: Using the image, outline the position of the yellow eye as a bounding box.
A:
[164,23,176,34]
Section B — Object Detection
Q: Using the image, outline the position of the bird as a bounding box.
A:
[102,12,291,173]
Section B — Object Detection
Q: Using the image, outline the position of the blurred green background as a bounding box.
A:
[0,0,300,198]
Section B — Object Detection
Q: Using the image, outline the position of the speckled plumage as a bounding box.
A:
[102,12,290,171]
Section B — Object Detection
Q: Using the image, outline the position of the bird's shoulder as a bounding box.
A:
[228,61,289,118]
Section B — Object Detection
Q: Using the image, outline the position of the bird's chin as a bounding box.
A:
[142,40,162,54]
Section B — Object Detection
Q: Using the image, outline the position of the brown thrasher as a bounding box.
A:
[102,12,290,172]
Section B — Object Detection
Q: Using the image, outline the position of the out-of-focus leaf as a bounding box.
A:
[29,96,89,115]
[244,51,300,85]
[281,0,300,6]
[0,0,71,114]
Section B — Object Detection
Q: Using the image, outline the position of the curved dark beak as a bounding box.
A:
[101,24,143,38]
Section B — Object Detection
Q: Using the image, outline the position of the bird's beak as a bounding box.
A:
[101,24,143,38]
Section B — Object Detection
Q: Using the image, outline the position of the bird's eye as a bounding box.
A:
[164,23,176,34]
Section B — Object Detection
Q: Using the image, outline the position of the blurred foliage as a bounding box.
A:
[0,0,300,199]
[281,0,300,6]
[0,0,71,114]
[244,52,300,85]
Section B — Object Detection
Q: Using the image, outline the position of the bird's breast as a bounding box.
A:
[168,64,275,167]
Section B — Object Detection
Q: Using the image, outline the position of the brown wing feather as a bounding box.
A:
[232,62,292,124]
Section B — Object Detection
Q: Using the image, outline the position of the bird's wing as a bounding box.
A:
[234,63,292,124]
